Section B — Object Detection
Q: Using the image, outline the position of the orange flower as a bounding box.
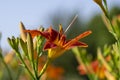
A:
[37,55,64,80]
[46,65,64,80]
[78,56,111,79]
[78,60,106,79]
[25,25,92,58]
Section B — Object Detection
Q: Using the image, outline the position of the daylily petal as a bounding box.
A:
[66,41,88,49]
[44,41,57,50]
[24,30,41,38]
[59,24,64,35]
[63,30,92,48]
[72,30,92,40]
[57,35,66,46]
[48,26,59,42]
[24,30,49,39]
[77,65,86,75]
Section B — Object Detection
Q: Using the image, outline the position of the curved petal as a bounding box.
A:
[48,27,59,41]
[24,30,49,39]
[63,30,91,48]
[24,30,41,38]
[65,41,88,49]
[43,41,57,50]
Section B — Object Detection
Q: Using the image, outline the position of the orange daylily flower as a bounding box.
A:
[25,25,92,58]
[78,60,106,79]
[37,55,64,80]
[46,65,64,80]
[78,55,111,79]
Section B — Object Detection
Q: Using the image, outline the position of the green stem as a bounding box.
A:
[32,51,38,80]
[103,0,108,11]
[117,41,120,79]
[1,58,13,80]
[108,17,116,34]
[33,54,39,80]
[15,66,22,80]
[38,58,51,79]
[15,51,35,80]
[102,0,116,34]
[72,47,89,74]
[35,52,40,80]
[0,45,12,80]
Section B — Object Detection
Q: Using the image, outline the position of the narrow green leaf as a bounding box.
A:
[36,35,45,56]
[7,38,15,49]
[12,37,19,51]
[19,38,28,56]
[27,33,34,61]
[97,48,112,72]
[103,0,108,11]
[36,27,45,56]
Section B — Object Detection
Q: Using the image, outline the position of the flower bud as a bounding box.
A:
[19,22,27,42]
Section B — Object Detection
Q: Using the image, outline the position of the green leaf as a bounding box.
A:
[36,35,45,56]
[19,38,28,56]
[15,38,19,50]
[36,27,45,56]
[11,37,19,51]
[97,48,112,72]
[8,38,15,49]
[103,45,111,56]
[27,33,34,61]
[103,0,108,11]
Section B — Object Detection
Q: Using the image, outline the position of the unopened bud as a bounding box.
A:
[19,22,27,42]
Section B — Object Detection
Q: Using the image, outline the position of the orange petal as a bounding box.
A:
[72,30,92,41]
[64,30,92,48]
[43,41,57,50]
[24,30,41,38]
[66,41,88,49]
[58,35,66,46]
[105,55,111,61]
[77,65,87,75]
[49,27,59,41]
[24,30,50,39]
[59,24,64,35]
[91,60,99,72]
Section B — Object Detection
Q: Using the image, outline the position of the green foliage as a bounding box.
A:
[19,38,28,56]
[7,26,46,80]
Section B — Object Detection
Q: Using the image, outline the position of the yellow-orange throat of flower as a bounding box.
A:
[48,47,65,59]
